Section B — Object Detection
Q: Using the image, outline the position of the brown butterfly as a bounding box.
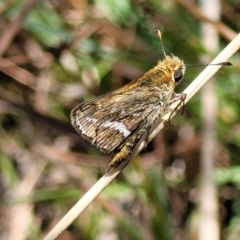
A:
[71,31,231,172]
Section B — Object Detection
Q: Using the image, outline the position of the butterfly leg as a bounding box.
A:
[168,93,186,110]
[167,93,186,124]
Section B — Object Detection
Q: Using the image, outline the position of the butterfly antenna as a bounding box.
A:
[156,30,167,57]
[184,62,232,67]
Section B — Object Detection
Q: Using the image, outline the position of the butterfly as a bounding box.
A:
[70,31,231,172]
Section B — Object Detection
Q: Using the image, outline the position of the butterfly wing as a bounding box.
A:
[71,73,173,154]
[71,99,157,153]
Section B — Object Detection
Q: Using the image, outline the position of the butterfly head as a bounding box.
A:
[156,55,185,85]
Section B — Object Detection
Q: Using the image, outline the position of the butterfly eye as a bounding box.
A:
[174,69,183,82]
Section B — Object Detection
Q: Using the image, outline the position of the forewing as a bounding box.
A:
[71,71,172,154]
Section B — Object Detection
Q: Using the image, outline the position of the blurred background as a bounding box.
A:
[0,0,239,239]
